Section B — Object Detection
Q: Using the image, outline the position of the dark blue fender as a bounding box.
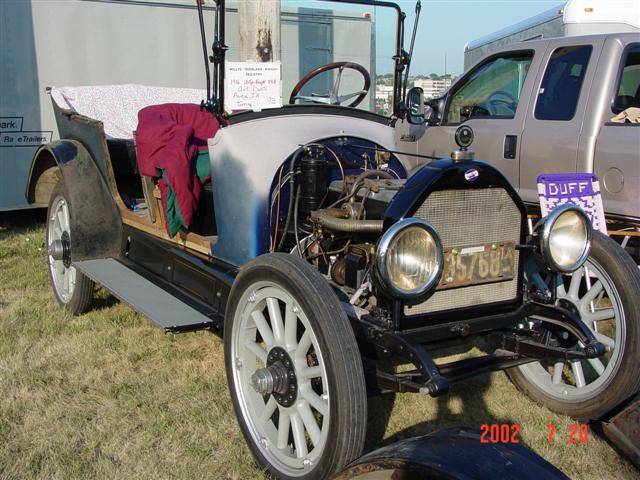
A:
[26,140,122,260]
[334,428,570,480]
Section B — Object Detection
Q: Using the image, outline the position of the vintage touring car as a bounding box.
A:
[26,0,640,478]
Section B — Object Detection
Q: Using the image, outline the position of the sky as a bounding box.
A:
[386,0,562,75]
[283,0,563,75]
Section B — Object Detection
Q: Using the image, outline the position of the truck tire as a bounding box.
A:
[46,181,94,315]
[224,253,367,480]
[508,232,640,419]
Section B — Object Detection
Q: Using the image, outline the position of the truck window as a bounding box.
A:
[535,45,592,121]
[612,44,640,113]
[445,52,533,125]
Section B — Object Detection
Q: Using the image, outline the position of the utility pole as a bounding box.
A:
[238,0,281,62]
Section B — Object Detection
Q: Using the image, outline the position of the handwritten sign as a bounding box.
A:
[225,62,282,111]
[537,173,607,234]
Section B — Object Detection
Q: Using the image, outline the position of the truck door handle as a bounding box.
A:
[504,135,517,159]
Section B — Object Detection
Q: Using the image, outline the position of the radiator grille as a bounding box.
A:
[405,188,521,316]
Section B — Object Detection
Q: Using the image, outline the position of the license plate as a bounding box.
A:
[437,242,516,290]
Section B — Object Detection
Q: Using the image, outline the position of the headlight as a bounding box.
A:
[376,218,443,298]
[539,204,592,273]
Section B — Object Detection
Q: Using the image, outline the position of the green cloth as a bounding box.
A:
[163,179,187,238]
[194,149,211,181]
[162,150,211,237]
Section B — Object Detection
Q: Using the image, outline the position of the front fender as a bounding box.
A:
[334,428,569,480]
[26,140,121,261]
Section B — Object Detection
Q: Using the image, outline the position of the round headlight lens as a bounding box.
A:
[378,219,443,297]
[543,206,592,272]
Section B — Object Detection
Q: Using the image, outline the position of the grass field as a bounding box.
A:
[1,211,637,480]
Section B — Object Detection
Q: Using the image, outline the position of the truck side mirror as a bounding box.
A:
[426,113,440,126]
[406,87,426,125]
[425,96,445,126]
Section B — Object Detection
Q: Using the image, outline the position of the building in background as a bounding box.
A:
[464,0,640,71]
[375,74,456,115]
[375,84,394,114]
[413,77,454,99]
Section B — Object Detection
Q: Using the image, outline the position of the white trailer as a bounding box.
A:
[0,0,374,210]
[464,0,640,71]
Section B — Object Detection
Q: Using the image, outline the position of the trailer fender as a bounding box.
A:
[26,140,122,261]
[333,428,570,480]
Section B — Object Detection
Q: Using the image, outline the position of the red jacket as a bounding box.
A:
[136,103,220,235]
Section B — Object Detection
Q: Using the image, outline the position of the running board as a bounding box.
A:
[74,259,217,333]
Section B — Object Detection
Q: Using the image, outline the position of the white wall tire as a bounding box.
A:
[224,253,366,479]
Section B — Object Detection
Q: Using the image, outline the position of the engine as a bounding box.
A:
[313,176,404,287]
[269,139,405,308]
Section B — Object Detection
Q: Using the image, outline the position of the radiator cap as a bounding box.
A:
[451,148,475,161]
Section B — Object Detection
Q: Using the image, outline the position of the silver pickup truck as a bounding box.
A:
[404,32,639,258]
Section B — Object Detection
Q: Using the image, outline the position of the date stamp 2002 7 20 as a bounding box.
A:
[547,422,590,444]
[479,423,590,444]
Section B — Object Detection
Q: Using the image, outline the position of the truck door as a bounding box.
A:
[416,49,540,188]
[518,38,604,204]
[594,42,640,220]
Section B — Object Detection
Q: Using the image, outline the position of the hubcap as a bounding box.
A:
[47,196,77,303]
[49,231,72,267]
[231,282,330,475]
[520,259,625,400]
[250,347,298,407]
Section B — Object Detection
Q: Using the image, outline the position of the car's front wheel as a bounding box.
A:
[224,253,366,480]
[508,232,640,419]
[46,181,94,315]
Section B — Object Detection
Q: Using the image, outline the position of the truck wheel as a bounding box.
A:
[46,181,94,315]
[224,253,366,479]
[508,232,640,419]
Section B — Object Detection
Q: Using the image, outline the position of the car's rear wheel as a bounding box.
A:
[508,232,640,419]
[224,253,366,480]
[46,181,94,315]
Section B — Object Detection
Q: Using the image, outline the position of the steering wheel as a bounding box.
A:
[486,90,518,115]
[289,62,371,107]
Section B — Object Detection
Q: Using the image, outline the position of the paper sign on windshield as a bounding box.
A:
[225,62,282,111]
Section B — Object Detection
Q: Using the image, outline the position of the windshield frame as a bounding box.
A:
[202,0,409,119]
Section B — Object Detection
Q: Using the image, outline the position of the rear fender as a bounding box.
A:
[26,140,122,260]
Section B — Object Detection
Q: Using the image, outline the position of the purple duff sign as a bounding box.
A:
[537,173,608,234]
